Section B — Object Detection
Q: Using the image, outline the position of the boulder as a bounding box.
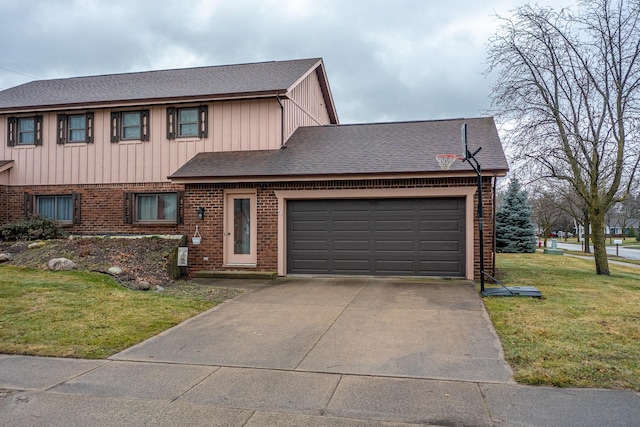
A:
[108,266,123,275]
[48,258,77,271]
[0,253,13,263]
[28,241,47,249]
[136,281,151,291]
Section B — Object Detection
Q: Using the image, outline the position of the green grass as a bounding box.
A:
[484,254,640,390]
[0,265,228,359]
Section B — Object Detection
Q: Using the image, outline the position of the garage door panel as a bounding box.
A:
[291,220,328,232]
[333,240,370,251]
[420,260,463,273]
[287,198,465,276]
[375,260,415,273]
[333,220,370,231]
[290,240,328,251]
[375,240,415,251]
[420,241,460,252]
[333,259,372,273]
[375,220,415,232]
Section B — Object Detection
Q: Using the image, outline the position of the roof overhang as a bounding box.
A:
[169,169,508,184]
[0,91,290,114]
[0,160,14,173]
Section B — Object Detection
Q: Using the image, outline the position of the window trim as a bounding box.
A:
[33,193,81,224]
[123,191,184,224]
[8,115,43,146]
[110,110,150,143]
[57,112,94,144]
[166,105,208,139]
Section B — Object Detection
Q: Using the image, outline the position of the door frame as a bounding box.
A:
[223,189,257,267]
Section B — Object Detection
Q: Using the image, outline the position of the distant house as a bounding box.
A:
[0,58,508,279]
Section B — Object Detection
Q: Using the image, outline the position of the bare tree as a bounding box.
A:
[487,0,640,275]
[530,190,563,246]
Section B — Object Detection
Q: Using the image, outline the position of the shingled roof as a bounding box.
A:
[0,58,334,118]
[169,117,508,182]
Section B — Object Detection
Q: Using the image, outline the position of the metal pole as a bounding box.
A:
[464,150,485,293]
[476,160,485,293]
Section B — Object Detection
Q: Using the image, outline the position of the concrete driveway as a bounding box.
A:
[113,277,512,383]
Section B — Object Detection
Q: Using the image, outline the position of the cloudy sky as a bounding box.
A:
[0,0,573,124]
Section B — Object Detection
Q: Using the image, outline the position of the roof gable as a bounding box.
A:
[0,58,330,112]
[169,117,509,181]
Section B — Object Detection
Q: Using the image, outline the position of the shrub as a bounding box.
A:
[0,216,67,241]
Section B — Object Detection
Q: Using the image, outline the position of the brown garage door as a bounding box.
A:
[287,198,466,276]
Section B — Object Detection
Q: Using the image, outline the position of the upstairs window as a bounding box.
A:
[166,105,208,139]
[110,110,149,142]
[178,108,199,137]
[57,113,94,144]
[7,116,43,146]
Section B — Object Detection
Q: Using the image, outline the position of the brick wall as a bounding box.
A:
[182,177,497,279]
[0,185,8,225]
[1,177,497,279]
[2,182,185,235]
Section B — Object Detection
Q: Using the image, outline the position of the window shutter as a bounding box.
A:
[177,191,184,224]
[34,116,43,146]
[72,193,82,224]
[111,112,120,143]
[57,114,67,144]
[7,117,16,146]
[141,110,150,141]
[86,112,94,143]
[166,107,176,140]
[24,193,33,218]
[199,105,208,138]
[123,192,133,224]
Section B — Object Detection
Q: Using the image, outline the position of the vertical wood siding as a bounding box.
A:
[0,98,283,186]
[283,69,333,141]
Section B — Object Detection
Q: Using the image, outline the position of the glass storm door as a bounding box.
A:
[225,191,257,265]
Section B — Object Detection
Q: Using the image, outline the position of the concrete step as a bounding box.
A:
[193,270,277,279]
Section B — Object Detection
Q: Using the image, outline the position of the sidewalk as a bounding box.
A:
[1,354,639,426]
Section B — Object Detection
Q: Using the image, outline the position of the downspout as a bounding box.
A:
[276,94,285,148]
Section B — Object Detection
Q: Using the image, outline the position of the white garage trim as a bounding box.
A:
[274,187,477,279]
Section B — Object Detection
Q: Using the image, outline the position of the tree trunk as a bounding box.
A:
[591,212,610,275]
[583,215,591,254]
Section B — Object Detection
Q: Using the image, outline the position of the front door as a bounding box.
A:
[224,191,257,266]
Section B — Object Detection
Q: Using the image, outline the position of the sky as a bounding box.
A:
[0,0,574,125]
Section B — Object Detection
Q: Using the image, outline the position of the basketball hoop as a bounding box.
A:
[435,154,461,170]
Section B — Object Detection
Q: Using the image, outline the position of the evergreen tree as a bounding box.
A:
[496,179,538,253]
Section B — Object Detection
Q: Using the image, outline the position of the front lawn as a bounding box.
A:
[484,254,640,391]
[0,265,241,359]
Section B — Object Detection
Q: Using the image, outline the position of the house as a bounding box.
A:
[0,58,509,279]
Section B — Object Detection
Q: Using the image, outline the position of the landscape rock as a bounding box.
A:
[0,253,13,262]
[28,241,47,249]
[156,285,165,292]
[108,266,123,275]
[136,281,151,291]
[48,258,77,271]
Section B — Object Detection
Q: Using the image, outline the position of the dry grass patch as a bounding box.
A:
[484,254,640,391]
